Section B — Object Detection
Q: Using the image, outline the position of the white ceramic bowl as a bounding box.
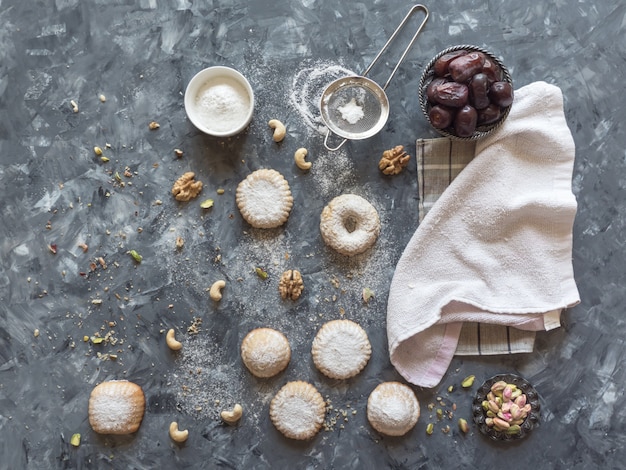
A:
[184,66,254,137]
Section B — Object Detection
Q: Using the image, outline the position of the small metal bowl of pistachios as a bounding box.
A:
[472,373,540,441]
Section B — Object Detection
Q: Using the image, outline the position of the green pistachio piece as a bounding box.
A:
[458,418,469,433]
[128,250,143,263]
[200,199,214,209]
[461,375,475,388]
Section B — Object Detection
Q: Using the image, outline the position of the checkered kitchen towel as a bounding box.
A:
[416,137,550,355]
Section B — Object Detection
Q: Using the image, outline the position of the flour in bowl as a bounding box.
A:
[195,77,250,132]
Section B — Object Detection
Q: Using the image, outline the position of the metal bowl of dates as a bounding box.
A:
[419,45,513,140]
[472,373,541,442]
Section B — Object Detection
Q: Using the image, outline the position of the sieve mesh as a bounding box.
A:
[320,77,389,140]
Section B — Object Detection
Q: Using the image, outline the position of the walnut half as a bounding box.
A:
[378,145,410,175]
[172,172,203,201]
[278,269,304,301]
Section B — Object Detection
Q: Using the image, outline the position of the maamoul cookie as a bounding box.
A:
[367,381,420,436]
[320,194,380,256]
[241,327,291,378]
[269,381,326,440]
[236,169,293,228]
[88,380,146,435]
[311,319,371,379]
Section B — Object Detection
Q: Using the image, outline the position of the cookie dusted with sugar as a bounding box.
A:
[270,381,326,440]
[88,380,146,435]
[236,169,293,228]
[311,319,371,379]
[241,327,291,378]
[320,194,380,256]
[367,381,420,436]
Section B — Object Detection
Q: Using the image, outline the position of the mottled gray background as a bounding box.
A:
[0,0,624,469]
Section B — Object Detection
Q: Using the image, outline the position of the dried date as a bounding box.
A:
[454,105,478,137]
[448,52,485,83]
[433,82,468,108]
[426,77,448,103]
[433,50,467,77]
[429,105,455,129]
[482,57,503,84]
[477,104,501,125]
[469,73,490,110]
[489,81,514,107]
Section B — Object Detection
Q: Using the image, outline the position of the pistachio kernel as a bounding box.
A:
[458,418,469,433]
[200,199,214,209]
[461,375,475,388]
[128,250,143,263]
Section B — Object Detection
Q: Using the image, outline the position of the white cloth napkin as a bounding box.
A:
[417,137,541,356]
[387,81,581,388]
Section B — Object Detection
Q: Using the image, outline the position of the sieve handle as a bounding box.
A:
[323,129,348,151]
[361,4,429,91]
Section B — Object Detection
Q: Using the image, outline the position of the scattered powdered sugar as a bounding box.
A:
[194,77,250,132]
[289,60,355,135]
[170,333,247,421]
[310,148,357,196]
[167,60,404,432]
[337,98,364,124]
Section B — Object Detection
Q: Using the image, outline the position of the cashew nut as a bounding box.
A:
[221,404,243,424]
[166,328,182,351]
[169,421,189,443]
[268,119,286,142]
[294,148,311,171]
[209,280,226,301]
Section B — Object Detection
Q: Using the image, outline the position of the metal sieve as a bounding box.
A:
[320,4,429,151]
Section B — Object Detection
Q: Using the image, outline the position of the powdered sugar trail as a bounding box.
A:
[289,61,355,135]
